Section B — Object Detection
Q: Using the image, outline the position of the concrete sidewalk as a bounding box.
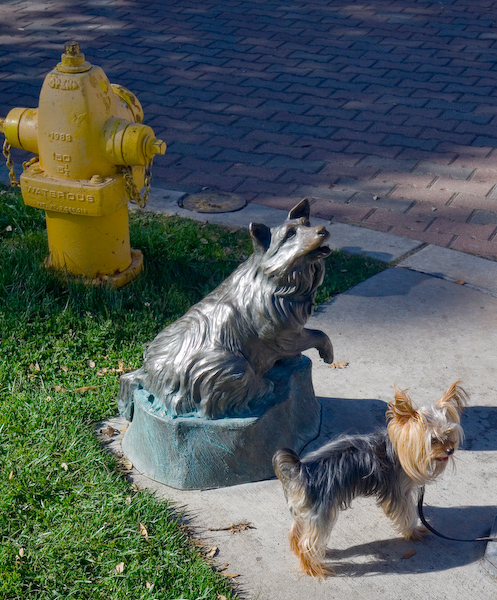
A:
[101,198,497,600]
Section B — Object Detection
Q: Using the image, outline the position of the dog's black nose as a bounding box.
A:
[446,448,454,455]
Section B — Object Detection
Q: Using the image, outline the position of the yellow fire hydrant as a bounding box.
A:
[0,41,166,286]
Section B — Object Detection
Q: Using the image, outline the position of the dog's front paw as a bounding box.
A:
[319,344,334,364]
[403,525,429,541]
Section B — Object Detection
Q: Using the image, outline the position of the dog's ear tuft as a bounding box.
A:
[387,385,418,424]
[249,222,271,253]
[288,198,310,222]
[435,380,468,422]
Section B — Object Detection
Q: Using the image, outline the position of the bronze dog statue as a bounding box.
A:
[118,199,333,419]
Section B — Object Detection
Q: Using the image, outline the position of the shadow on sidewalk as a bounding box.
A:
[306,396,497,454]
[324,504,493,576]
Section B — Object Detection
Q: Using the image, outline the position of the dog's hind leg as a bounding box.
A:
[184,350,272,418]
[274,449,336,577]
[293,507,337,578]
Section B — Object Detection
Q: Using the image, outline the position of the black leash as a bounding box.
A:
[417,486,497,543]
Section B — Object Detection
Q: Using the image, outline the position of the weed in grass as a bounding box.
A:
[0,184,386,598]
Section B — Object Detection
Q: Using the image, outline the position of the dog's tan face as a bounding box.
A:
[386,382,467,484]
[428,427,459,464]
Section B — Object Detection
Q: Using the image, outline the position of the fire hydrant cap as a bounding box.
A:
[149,138,167,156]
[57,41,91,73]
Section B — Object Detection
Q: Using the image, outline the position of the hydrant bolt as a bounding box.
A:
[150,139,167,156]
[65,40,82,55]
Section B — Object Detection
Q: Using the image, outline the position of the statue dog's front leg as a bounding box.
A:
[297,328,334,364]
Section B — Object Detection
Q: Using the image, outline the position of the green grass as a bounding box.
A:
[0,183,386,599]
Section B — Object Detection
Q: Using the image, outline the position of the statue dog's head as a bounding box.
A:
[249,199,331,284]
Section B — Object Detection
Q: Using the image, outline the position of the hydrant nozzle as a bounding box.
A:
[149,138,167,156]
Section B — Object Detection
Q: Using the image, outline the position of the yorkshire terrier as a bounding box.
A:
[273,381,467,578]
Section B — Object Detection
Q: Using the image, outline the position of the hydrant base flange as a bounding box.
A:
[45,248,143,288]
[94,248,143,288]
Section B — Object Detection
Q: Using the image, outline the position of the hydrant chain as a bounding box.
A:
[123,159,154,209]
[2,140,20,187]
[3,140,40,188]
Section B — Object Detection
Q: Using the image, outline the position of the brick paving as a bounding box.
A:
[1,0,497,259]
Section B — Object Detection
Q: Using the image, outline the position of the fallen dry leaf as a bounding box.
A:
[100,426,115,437]
[221,573,239,578]
[145,581,153,589]
[139,522,149,542]
[329,361,349,369]
[88,360,96,368]
[60,365,68,373]
[230,521,255,534]
[19,548,25,558]
[208,521,255,534]
[112,360,126,374]
[97,368,108,376]
[8,471,13,480]
[54,385,65,392]
[29,362,41,371]
[218,595,228,600]
[74,385,104,393]
[115,561,125,574]
[61,462,69,471]
[403,549,416,559]
[205,545,218,558]
[118,458,133,473]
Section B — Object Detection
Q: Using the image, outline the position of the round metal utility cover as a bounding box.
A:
[179,192,246,213]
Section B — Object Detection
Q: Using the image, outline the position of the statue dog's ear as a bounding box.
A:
[249,222,271,253]
[288,198,310,222]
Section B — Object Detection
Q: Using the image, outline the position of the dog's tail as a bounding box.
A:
[273,448,301,486]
